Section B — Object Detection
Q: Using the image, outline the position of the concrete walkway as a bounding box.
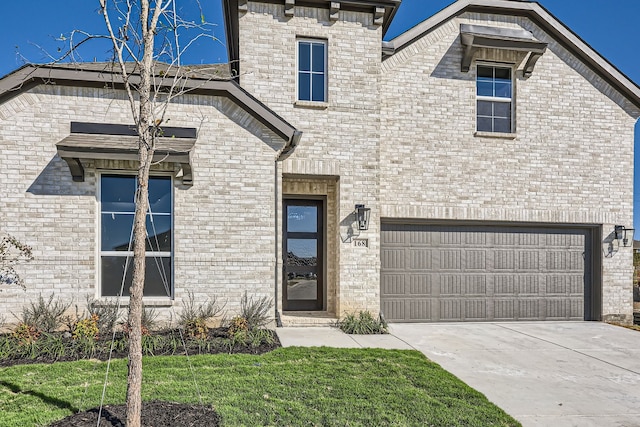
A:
[276,322,640,427]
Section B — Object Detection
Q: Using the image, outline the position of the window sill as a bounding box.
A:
[474,131,517,139]
[95,297,174,307]
[294,100,329,109]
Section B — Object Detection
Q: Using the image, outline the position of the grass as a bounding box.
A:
[0,347,520,427]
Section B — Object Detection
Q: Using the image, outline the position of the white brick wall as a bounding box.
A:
[0,85,284,323]
[238,2,384,315]
[380,13,640,322]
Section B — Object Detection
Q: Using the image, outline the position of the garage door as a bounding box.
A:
[381,223,592,322]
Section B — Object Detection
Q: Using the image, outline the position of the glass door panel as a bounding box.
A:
[283,199,323,310]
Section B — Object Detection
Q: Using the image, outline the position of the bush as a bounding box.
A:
[86,297,120,336]
[12,323,40,344]
[73,314,99,341]
[239,292,272,331]
[178,291,225,339]
[15,294,71,333]
[337,311,388,335]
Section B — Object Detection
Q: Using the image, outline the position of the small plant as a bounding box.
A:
[178,291,225,339]
[184,317,208,340]
[86,297,120,335]
[239,291,272,331]
[228,315,249,338]
[14,294,71,333]
[12,322,40,344]
[73,314,100,341]
[337,311,388,335]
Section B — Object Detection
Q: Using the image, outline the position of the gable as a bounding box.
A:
[382,0,640,110]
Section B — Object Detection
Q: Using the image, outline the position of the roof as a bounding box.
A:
[0,62,302,148]
[382,0,640,109]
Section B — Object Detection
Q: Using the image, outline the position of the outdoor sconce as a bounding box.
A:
[614,225,635,247]
[355,204,371,231]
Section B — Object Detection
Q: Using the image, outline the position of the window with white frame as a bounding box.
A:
[297,39,327,102]
[476,65,513,133]
[100,174,173,297]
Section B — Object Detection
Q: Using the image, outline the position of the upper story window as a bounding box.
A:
[476,65,513,133]
[100,174,173,298]
[297,39,327,102]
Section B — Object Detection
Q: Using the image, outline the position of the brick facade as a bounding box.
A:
[1,0,638,324]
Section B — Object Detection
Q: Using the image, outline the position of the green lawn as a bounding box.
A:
[0,347,520,426]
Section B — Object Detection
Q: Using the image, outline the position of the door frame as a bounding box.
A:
[283,197,326,311]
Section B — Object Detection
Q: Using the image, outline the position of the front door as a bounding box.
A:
[283,199,324,311]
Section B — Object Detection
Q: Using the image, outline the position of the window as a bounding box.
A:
[476,65,513,133]
[298,39,327,102]
[100,174,173,297]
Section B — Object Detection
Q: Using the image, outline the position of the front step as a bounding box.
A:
[279,311,337,327]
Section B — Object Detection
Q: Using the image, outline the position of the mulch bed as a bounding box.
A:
[48,401,221,427]
[0,327,281,367]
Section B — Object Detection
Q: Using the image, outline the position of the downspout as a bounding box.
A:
[273,131,302,327]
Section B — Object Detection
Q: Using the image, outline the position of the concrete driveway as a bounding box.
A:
[389,322,640,427]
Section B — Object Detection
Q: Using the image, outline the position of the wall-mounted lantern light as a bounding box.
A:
[614,225,635,247]
[355,204,371,231]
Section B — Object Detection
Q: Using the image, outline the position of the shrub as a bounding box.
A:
[12,323,40,344]
[0,234,33,289]
[178,291,225,339]
[86,297,120,335]
[15,294,71,333]
[239,292,272,331]
[337,311,388,335]
[73,314,99,341]
[228,316,249,338]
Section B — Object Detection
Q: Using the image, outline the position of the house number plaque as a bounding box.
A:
[353,238,368,248]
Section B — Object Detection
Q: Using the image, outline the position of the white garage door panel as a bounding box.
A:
[381,224,590,322]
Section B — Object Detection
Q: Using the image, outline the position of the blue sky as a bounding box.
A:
[1,0,639,228]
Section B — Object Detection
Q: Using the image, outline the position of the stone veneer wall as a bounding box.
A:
[380,13,640,322]
[238,2,384,314]
[0,84,285,322]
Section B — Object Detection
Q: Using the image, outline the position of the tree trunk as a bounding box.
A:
[125,1,157,425]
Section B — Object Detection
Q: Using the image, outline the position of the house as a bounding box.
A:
[1,0,639,325]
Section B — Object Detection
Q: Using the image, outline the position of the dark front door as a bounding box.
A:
[283,199,324,311]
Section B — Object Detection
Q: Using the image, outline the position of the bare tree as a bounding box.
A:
[0,234,33,289]
[96,1,214,425]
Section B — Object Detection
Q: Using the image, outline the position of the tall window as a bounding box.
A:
[298,39,327,102]
[476,65,513,133]
[100,174,173,297]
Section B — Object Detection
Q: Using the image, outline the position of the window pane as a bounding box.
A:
[477,100,493,117]
[102,213,134,251]
[286,239,317,266]
[477,117,493,132]
[477,66,493,78]
[101,175,135,212]
[146,214,172,252]
[494,118,512,133]
[298,73,311,101]
[311,74,325,102]
[493,102,511,119]
[494,82,512,98]
[495,67,511,80]
[149,176,171,213]
[311,43,325,72]
[298,42,311,72]
[477,80,494,97]
[101,256,171,297]
[287,274,317,300]
[287,206,318,232]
